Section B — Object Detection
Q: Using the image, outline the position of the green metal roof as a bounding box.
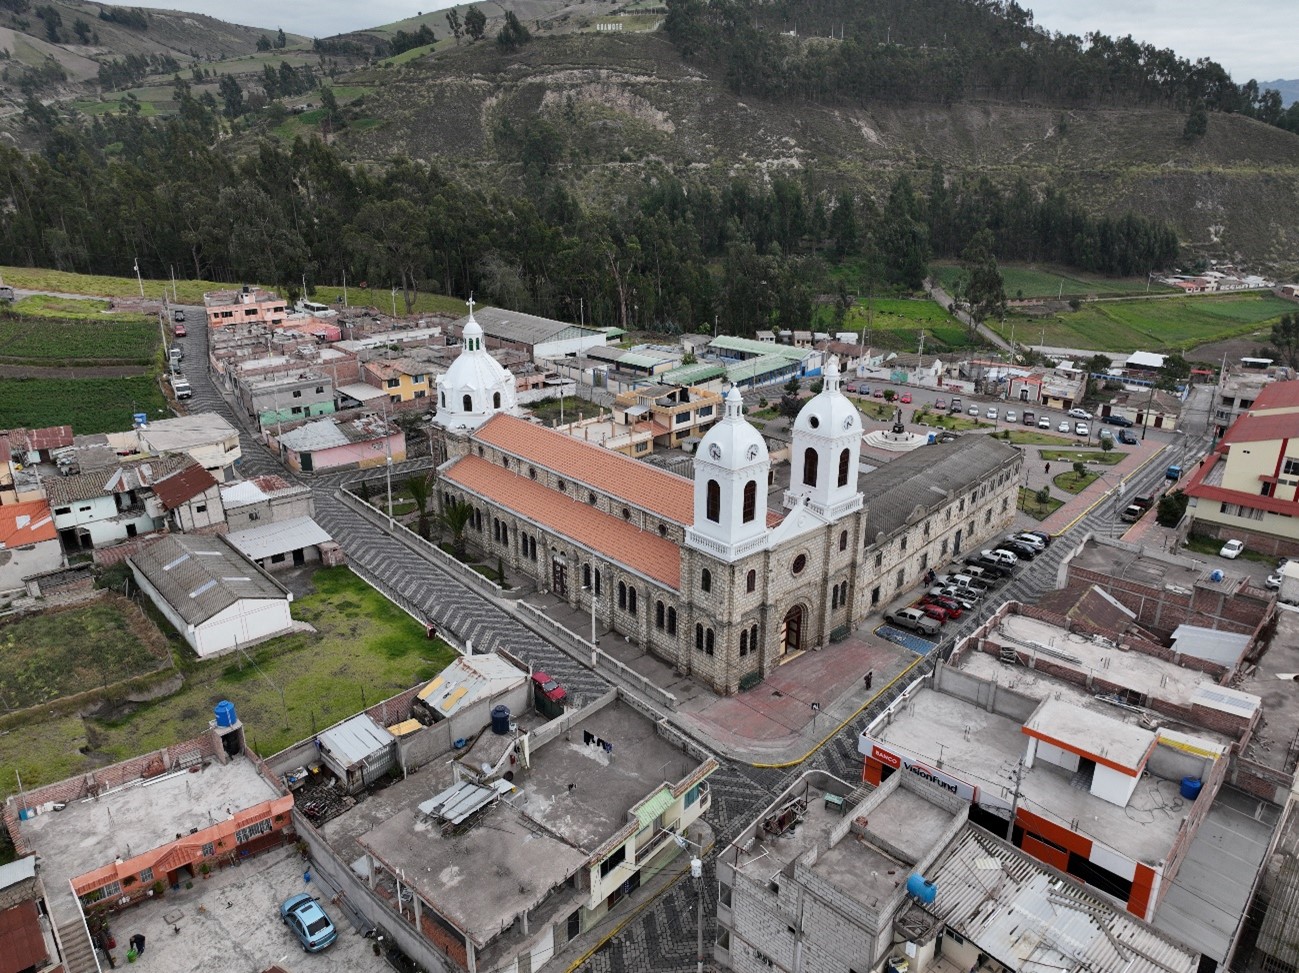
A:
[726,354,797,383]
[710,336,809,361]
[660,362,725,385]
[636,787,675,828]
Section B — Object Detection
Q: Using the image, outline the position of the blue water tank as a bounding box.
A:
[927,433,937,444]
[906,874,937,904]
[1210,569,1224,583]
[491,705,511,735]
[1180,777,1203,801]
[214,700,238,728]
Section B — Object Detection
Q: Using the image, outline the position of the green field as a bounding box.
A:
[997,293,1294,352]
[933,263,1175,300]
[0,376,167,433]
[825,297,972,350]
[0,568,455,799]
[0,600,168,714]
[0,314,159,366]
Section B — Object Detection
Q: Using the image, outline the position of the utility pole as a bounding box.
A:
[1007,758,1024,842]
[133,259,144,298]
[343,270,349,308]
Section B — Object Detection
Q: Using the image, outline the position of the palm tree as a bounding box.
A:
[408,475,432,539]
[440,500,474,559]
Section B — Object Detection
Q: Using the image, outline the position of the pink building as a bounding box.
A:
[204,287,289,329]
[273,415,406,473]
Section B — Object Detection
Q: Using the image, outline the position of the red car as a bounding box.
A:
[915,602,951,624]
[844,382,859,394]
[173,323,187,337]
[921,593,963,619]
[532,670,566,705]
[900,392,912,404]
[873,388,886,398]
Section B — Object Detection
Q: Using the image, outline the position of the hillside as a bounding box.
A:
[0,1,306,107]
[334,30,1299,274]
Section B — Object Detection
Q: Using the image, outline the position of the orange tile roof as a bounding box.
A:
[0,499,57,547]
[444,455,681,589]
[474,414,695,524]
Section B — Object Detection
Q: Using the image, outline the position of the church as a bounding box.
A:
[433,306,1022,695]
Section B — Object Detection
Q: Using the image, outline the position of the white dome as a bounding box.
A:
[793,357,858,437]
[434,305,518,431]
[698,387,768,469]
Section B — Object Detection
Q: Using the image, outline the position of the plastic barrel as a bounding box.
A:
[491,705,511,735]
[906,874,937,904]
[1180,777,1203,801]
[214,700,237,727]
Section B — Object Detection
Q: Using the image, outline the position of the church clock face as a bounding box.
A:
[843,414,855,429]
[747,444,760,461]
[709,443,722,461]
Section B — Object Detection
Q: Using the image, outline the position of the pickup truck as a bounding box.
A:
[884,607,942,637]
[1120,495,1156,523]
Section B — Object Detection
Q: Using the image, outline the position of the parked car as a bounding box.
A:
[900,392,912,404]
[1074,422,1090,437]
[1219,539,1245,559]
[281,894,338,953]
[1099,429,1114,441]
[1010,532,1046,551]
[1005,409,1018,423]
[1267,574,1283,589]
[964,554,1011,578]
[929,586,978,609]
[981,548,1018,567]
[998,541,1038,560]
[934,574,990,597]
[532,670,567,706]
[1166,465,1183,481]
[968,405,980,417]
[922,593,964,618]
[1022,530,1053,546]
[1103,414,1134,427]
[935,398,947,410]
[1068,408,1093,420]
[172,309,185,322]
[917,602,951,623]
[986,407,998,420]
[949,397,963,413]
[1038,416,1052,429]
[874,388,886,398]
[844,382,860,394]
[884,607,942,636]
[1058,420,1071,433]
[173,322,187,337]
[1022,410,1035,426]
[1118,430,1138,445]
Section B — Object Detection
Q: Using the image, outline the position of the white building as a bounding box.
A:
[136,414,243,482]
[127,534,295,657]
[434,305,521,433]
[0,499,62,591]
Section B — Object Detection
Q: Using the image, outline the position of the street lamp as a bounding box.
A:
[672,833,706,973]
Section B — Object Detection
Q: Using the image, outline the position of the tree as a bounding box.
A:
[1072,460,1086,481]
[463,5,486,42]
[1156,491,1188,528]
[1035,486,1051,507]
[73,17,90,42]
[408,475,432,539]
[1157,352,1191,391]
[496,10,530,51]
[446,8,462,43]
[217,75,244,118]
[440,501,475,559]
[959,229,1006,337]
[1270,313,1299,370]
[319,84,345,132]
[1100,436,1114,453]
[256,34,271,52]
[1183,100,1208,140]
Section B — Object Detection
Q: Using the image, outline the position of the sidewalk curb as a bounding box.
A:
[1051,439,1172,535]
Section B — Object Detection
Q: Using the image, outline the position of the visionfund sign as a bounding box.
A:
[870,744,978,802]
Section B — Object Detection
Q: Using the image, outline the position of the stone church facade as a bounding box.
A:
[433,320,1020,695]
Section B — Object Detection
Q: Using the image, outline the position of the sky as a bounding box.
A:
[129,0,1294,82]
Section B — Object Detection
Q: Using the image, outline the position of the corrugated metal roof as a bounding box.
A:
[660,362,726,385]
[456,307,602,347]
[225,516,332,561]
[128,534,290,627]
[318,714,394,768]
[710,336,809,361]
[419,780,497,825]
[925,826,1197,973]
[1189,683,1260,718]
[0,856,36,892]
[635,787,675,829]
[1169,625,1251,666]
[336,383,387,402]
[726,354,798,383]
[415,653,526,718]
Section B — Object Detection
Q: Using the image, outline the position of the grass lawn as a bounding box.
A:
[1018,487,1063,520]
[0,569,454,799]
[995,293,1294,353]
[0,599,169,714]
[1039,449,1125,466]
[998,430,1074,446]
[529,396,588,425]
[932,262,1176,300]
[0,376,167,433]
[858,400,903,422]
[12,295,152,322]
[0,312,160,366]
[1184,534,1274,565]
[1054,470,1100,494]
[109,569,451,764]
[914,409,988,431]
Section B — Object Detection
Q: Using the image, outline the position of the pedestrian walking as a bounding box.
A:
[1044,463,1050,475]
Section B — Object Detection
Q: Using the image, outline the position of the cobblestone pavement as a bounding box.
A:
[179,315,1216,973]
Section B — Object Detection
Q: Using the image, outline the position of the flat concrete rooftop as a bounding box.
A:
[733,782,850,880]
[868,689,1189,864]
[18,756,276,906]
[1071,538,1237,592]
[1024,697,1155,772]
[521,699,698,851]
[970,614,1212,708]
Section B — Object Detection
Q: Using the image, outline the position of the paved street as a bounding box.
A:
[174,311,1216,973]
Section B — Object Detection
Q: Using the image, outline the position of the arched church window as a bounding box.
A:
[838,448,851,487]
[706,480,721,523]
[742,480,757,523]
[803,448,818,487]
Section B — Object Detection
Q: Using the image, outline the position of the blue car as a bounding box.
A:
[280,893,338,952]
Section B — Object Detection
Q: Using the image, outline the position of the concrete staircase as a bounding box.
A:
[55,918,100,973]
